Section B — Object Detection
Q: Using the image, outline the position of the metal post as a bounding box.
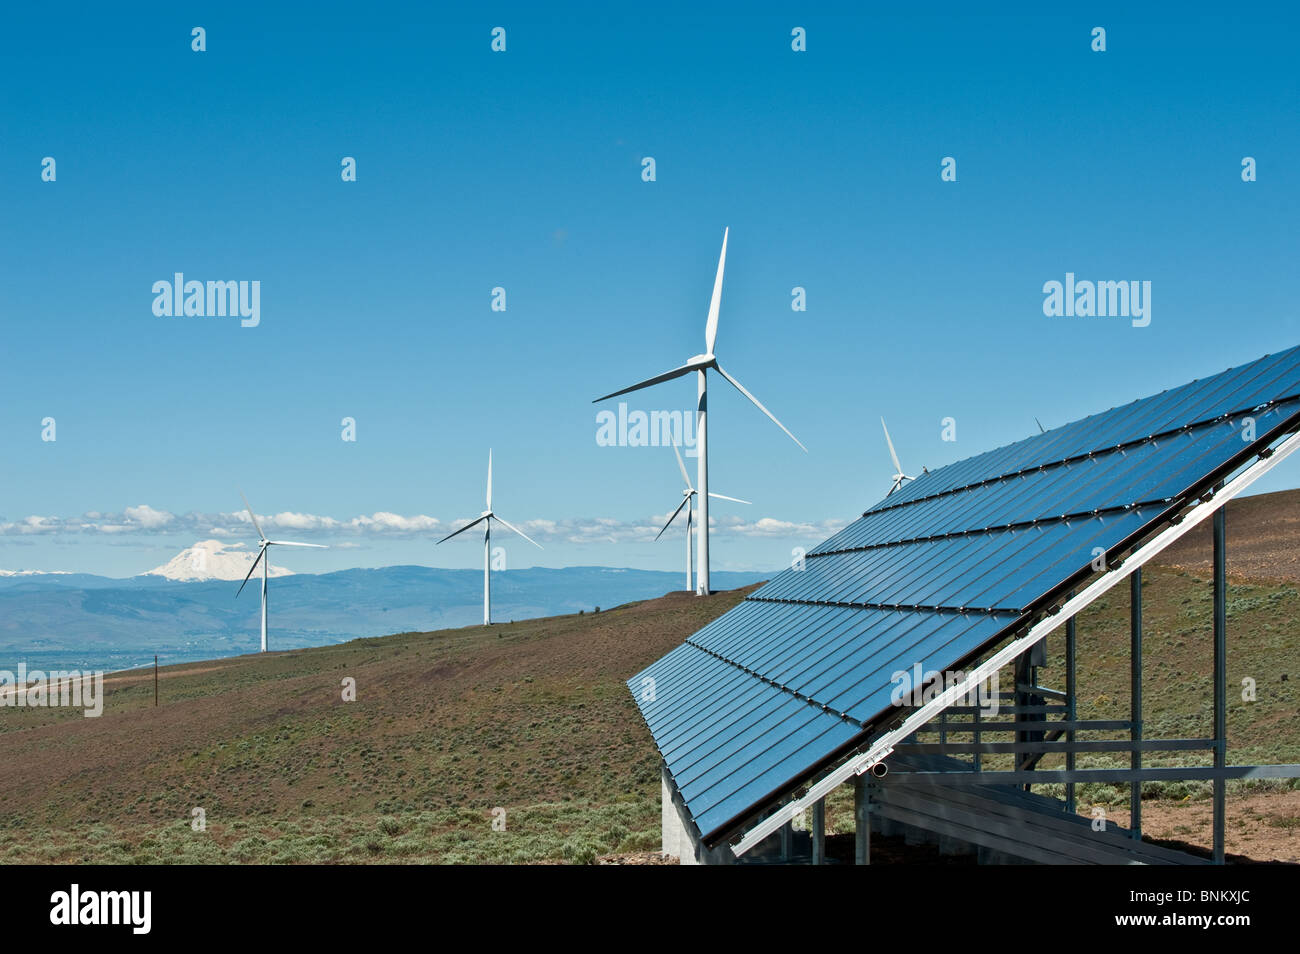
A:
[811,798,825,865]
[484,522,491,625]
[779,815,793,861]
[1065,596,1076,814]
[1015,650,1043,790]
[854,775,871,865]
[260,549,268,653]
[1130,569,1142,839]
[696,370,709,596]
[685,508,693,593]
[1213,505,1227,864]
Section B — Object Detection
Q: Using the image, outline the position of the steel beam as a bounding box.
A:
[1213,503,1227,864]
[914,718,1132,733]
[895,738,1213,755]
[1131,568,1143,840]
[1066,595,1076,813]
[854,776,871,865]
[883,764,1300,785]
[811,798,825,865]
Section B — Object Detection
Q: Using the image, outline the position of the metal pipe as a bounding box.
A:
[1066,595,1077,814]
[811,799,825,865]
[854,775,871,865]
[1131,568,1142,840]
[1213,503,1227,863]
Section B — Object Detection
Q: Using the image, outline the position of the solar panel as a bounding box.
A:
[629,344,1300,844]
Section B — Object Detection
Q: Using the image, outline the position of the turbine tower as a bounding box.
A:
[236,492,327,653]
[881,417,914,497]
[594,228,805,596]
[437,450,542,625]
[655,438,750,593]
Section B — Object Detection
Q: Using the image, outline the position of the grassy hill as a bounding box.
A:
[0,589,753,864]
[0,489,1297,864]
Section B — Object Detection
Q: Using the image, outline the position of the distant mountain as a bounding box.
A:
[0,564,769,671]
[144,539,293,582]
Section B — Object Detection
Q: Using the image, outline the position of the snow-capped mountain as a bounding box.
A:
[144,540,295,582]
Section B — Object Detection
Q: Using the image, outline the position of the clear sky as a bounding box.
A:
[2,2,1298,577]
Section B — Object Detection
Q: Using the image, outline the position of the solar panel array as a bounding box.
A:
[630,345,1300,842]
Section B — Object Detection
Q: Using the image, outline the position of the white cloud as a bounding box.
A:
[0,505,845,545]
[124,504,175,529]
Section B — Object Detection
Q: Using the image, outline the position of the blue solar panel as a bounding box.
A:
[630,345,1300,843]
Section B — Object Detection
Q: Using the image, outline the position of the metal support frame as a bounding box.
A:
[1065,600,1076,813]
[854,776,871,865]
[1130,568,1143,840]
[1213,503,1227,864]
[811,798,825,865]
[885,764,1300,785]
[729,428,1300,858]
[897,738,1212,755]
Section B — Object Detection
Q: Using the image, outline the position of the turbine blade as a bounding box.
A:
[486,449,493,511]
[671,436,692,490]
[881,417,904,474]
[1035,417,1045,434]
[267,541,327,548]
[592,363,695,403]
[704,227,728,355]
[708,492,752,505]
[236,544,267,598]
[714,364,807,452]
[492,514,543,549]
[239,490,264,540]
[655,496,691,541]
[436,515,488,544]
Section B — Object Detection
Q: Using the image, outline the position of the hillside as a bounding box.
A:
[1156,487,1300,581]
[0,565,766,672]
[0,587,755,864]
[0,489,1297,864]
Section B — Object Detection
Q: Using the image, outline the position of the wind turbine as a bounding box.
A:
[437,450,542,625]
[881,417,914,497]
[655,438,750,593]
[235,492,327,653]
[594,228,805,596]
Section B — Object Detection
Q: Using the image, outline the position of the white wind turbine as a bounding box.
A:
[880,417,915,497]
[235,492,328,653]
[655,438,750,593]
[436,450,542,625]
[594,228,805,596]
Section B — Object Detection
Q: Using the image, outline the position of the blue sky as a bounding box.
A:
[2,2,1298,577]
